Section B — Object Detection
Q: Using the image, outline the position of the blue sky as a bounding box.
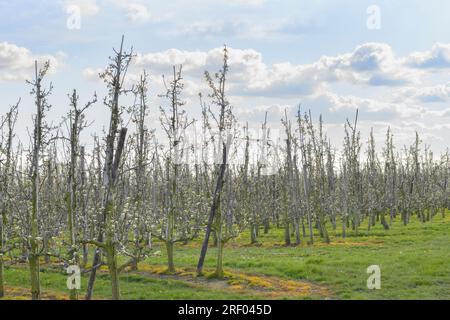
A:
[2,0,450,153]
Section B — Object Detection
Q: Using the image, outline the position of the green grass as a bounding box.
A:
[1,214,450,300]
[2,266,265,300]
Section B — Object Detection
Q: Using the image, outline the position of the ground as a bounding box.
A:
[1,215,449,300]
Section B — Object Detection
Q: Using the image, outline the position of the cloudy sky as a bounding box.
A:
[2,0,450,153]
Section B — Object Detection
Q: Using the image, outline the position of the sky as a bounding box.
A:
[2,0,450,155]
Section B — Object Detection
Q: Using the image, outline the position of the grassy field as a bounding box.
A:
[1,215,449,300]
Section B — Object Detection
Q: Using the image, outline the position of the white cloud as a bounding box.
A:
[406,43,450,69]
[319,92,424,119]
[135,47,319,97]
[167,15,318,40]
[0,42,64,82]
[184,0,266,7]
[235,104,292,124]
[82,67,105,82]
[172,20,234,38]
[393,82,450,103]
[98,43,433,99]
[64,0,155,22]
[121,2,151,22]
[225,0,266,5]
[64,0,100,16]
[134,49,206,74]
[316,43,421,87]
[232,43,421,96]
[107,1,152,22]
[83,41,450,154]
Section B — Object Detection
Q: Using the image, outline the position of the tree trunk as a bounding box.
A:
[166,241,175,273]
[85,241,102,300]
[0,255,4,298]
[380,213,389,230]
[318,214,330,243]
[29,171,41,300]
[29,245,40,300]
[215,232,224,279]
[212,230,218,247]
[82,245,88,269]
[106,241,120,300]
[284,221,291,246]
[263,218,270,234]
[0,218,4,298]
[196,144,227,276]
[250,224,257,244]
[29,60,42,301]
[342,214,347,238]
[294,218,301,245]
